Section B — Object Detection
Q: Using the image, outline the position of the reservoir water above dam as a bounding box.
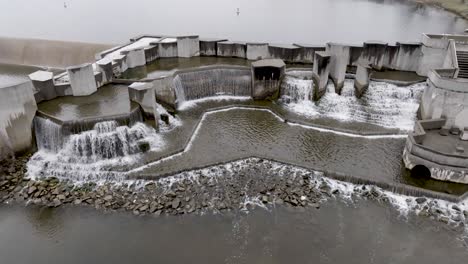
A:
[0,0,466,44]
[1,0,468,263]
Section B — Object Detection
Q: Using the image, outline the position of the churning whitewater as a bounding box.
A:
[28,120,165,182]
[280,73,425,131]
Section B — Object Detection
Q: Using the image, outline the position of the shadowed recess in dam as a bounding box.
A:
[28,120,165,182]
[280,75,425,130]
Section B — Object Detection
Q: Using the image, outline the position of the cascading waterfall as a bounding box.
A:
[34,116,64,152]
[173,68,252,104]
[280,73,313,103]
[28,120,164,182]
[280,77,425,130]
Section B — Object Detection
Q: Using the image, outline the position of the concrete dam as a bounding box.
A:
[1,32,468,249]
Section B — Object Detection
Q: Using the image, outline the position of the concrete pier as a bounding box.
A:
[28,71,55,102]
[251,59,285,100]
[362,41,388,70]
[128,82,159,128]
[354,64,371,98]
[177,36,200,58]
[96,58,113,84]
[122,49,146,69]
[67,63,97,96]
[326,43,350,94]
[312,51,331,101]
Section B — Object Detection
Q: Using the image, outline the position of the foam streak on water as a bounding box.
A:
[281,78,426,131]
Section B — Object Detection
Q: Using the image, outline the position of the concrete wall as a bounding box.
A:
[67,63,97,96]
[128,82,159,128]
[158,42,178,58]
[0,81,37,158]
[251,59,285,100]
[421,70,468,128]
[123,49,146,69]
[217,42,246,58]
[153,77,177,110]
[200,39,227,56]
[0,37,112,68]
[177,36,200,58]
[247,43,269,60]
[312,51,330,101]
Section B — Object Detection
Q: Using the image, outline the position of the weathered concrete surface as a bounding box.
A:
[28,71,55,101]
[217,42,246,58]
[0,81,37,158]
[293,44,325,64]
[312,51,330,101]
[326,43,350,94]
[268,44,300,63]
[421,70,468,129]
[251,59,285,100]
[362,41,388,70]
[122,49,146,69]
[158,40,178,58]
[0,37,112,69]
[144,44,159,63]
[96,58,113,84]
[200,38,227,56]
[354,64,371,98]
[153,77,177,111]
[246,43,269,60]
[403,119,468,184]
[128,82,159,128]
[177,36,200,58]
[393,42,422,72]
[66,63,97,96]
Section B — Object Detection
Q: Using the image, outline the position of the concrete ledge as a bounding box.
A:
[28,71,56,101]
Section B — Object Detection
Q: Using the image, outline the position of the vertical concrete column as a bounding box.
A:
[122,49,146,69]
[144,44,159,63]
[326,43,350,94]
[128,82,159,129]
[312,51,331,101]
[67,63,97,96]
[251,59,285,100]
[354,64,371,98]
[96,58,113,84]
[0,81,37,156]
[362,41,388,70]
[177,36,200,58]
[28,70,56,101]
[247,43,270,60]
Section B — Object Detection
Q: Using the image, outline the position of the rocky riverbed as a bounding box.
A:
[1,155,467,236]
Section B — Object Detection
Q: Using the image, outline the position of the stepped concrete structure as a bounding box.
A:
[0,32,467,186]
[403,34,468,184]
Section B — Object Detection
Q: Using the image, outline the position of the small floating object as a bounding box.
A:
[236,8,240,16]
[64,2,67,8]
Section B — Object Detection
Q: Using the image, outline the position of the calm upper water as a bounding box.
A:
[0,0,466,44]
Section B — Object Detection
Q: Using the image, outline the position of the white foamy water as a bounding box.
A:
[27,120,165,182]
[281,78,426,131]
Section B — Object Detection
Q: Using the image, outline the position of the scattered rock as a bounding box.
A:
[415,197,427,204]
